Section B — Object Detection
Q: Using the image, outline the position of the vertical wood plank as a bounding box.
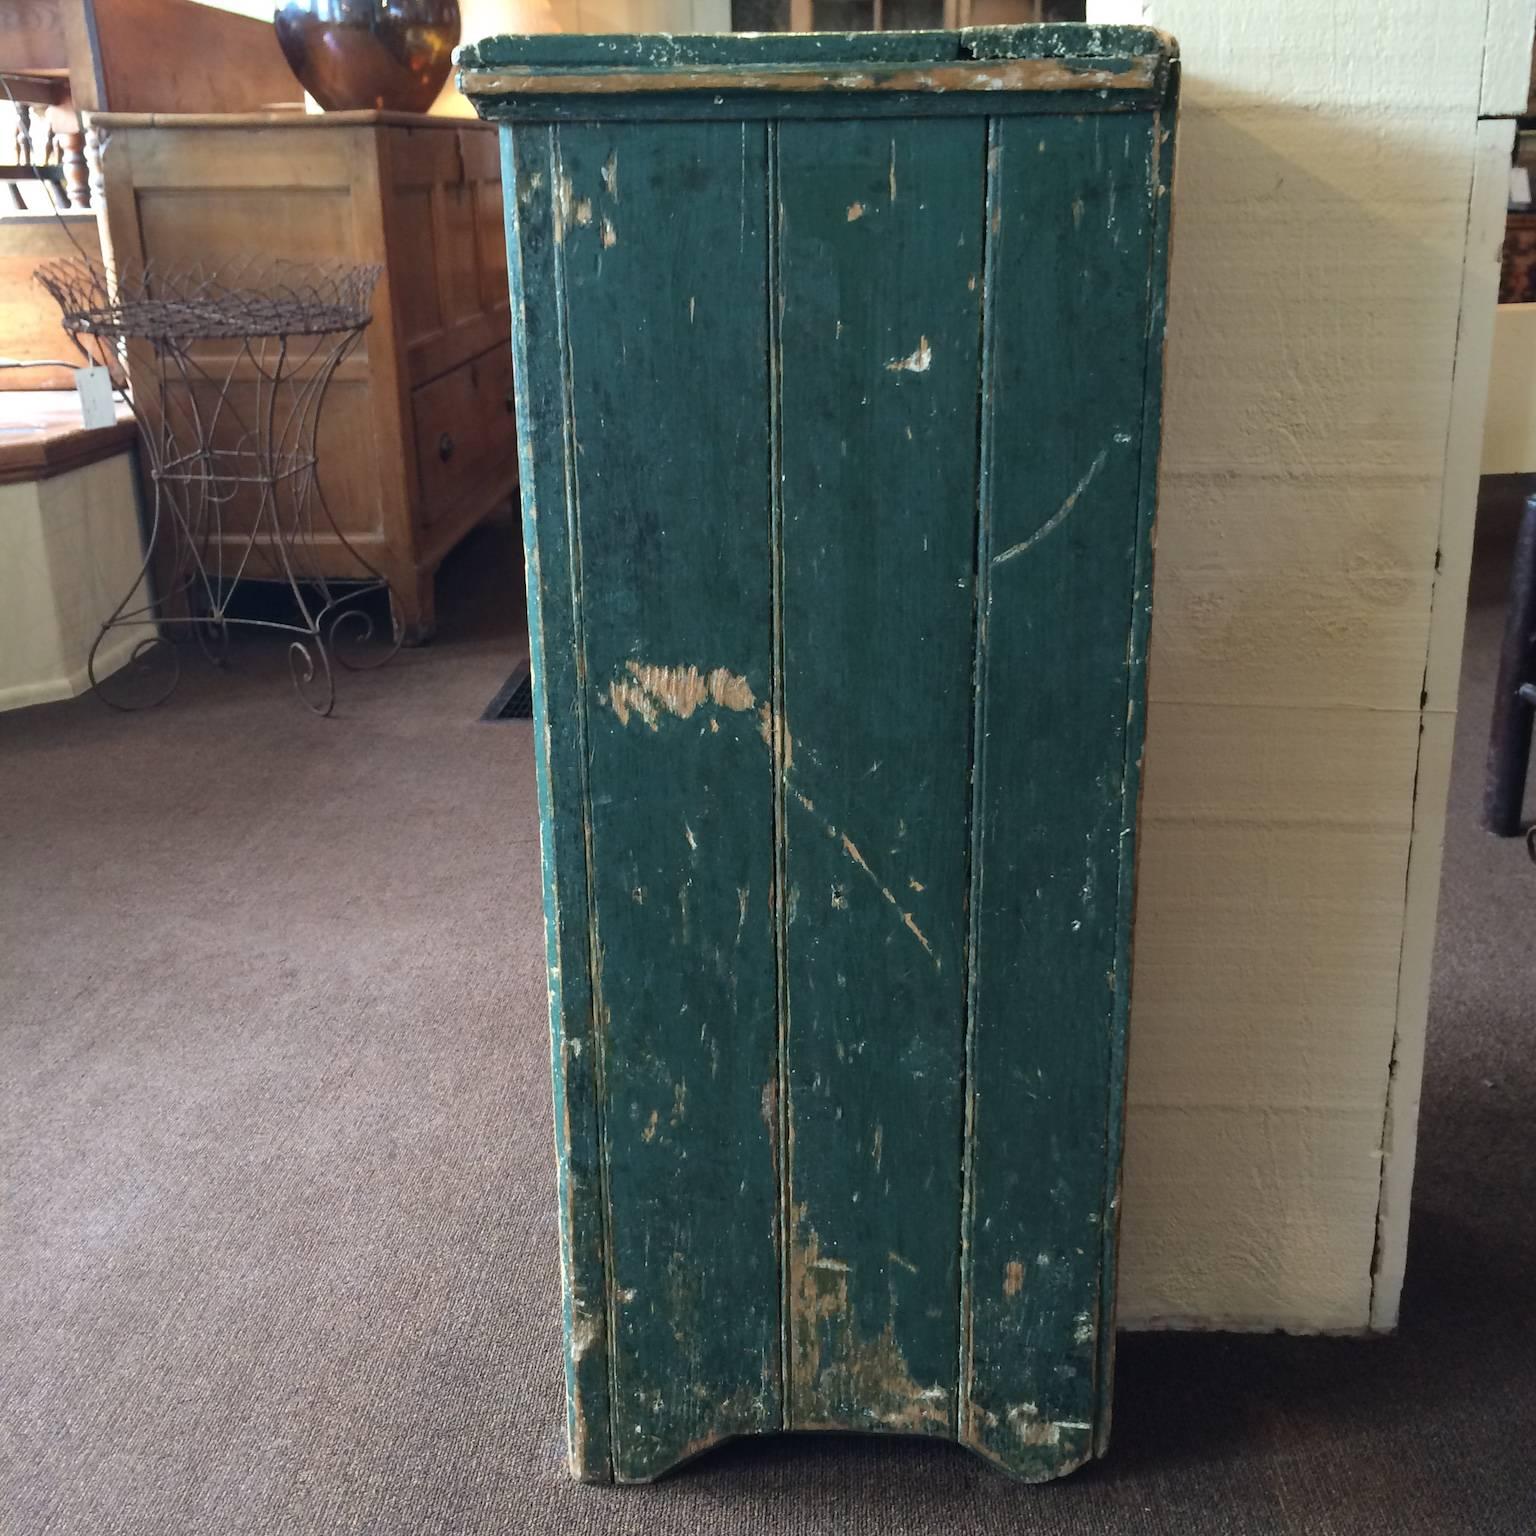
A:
[1095,92,1174,1444]
[961,109,1156,1479]
[503,122,613,1482]
[776,116,986,1435]
[552,120,783,1482]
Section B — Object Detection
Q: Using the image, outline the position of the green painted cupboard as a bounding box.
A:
[461,24,1178,1485]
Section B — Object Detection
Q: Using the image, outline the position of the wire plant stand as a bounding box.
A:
[36,257,399,716]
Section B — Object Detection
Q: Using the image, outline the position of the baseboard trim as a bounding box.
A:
[0,630,146,713]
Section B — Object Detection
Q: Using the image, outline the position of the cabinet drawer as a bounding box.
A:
[410,343,516,529]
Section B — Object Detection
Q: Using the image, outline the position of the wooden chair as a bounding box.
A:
[2,0,301,389]
[1,0,302,211]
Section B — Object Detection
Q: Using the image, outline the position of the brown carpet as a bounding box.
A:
[2,506,1533,1534]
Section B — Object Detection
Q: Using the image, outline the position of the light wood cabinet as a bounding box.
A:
[92,110,517,641]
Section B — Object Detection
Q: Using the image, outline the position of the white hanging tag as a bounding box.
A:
[73,365,116,431]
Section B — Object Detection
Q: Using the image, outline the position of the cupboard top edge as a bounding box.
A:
[459,26,1177,111]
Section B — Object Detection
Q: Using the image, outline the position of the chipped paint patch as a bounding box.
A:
[992,447,1110,567]
[758,701,794,777]
[839,832,873,877]
[641,1109,659,1144]
[1004,1260,1025,1297]
[608,677,658,729]
[554,173,575,243]
[464,54,1162,101]
[607,661,755,729]
[609,671,930,963]
[570,1309,602,1360]
[836,832,936,963]
[846,201,865,221]
[1006,1403,1064,1447]
[708,667,755,711]
[886,336,932,374]
[789,1207,949,1434]
[628,661,708,717]
[600,148,619,199]
[600,217,617,248]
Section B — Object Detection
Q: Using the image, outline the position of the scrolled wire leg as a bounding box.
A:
[86,475,181,711]
[287,635,337,718]
[88,629,181,712]
[316,582,404,672]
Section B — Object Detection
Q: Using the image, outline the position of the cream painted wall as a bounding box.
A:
[1089,0,1532,1331]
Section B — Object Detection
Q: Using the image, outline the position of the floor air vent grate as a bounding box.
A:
[483,664,533,721]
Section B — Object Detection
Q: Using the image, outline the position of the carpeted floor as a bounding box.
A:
[2,506,1533,1535]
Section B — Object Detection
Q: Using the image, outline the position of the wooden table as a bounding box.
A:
[0,388,134,485]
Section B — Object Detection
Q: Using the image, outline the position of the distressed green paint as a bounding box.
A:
[476,24,1177,1486]
[502,125,613,1483]
[959,109,1157,1479]
[1094,86,1178,1453]
[543,119,782,1483]
[459,25,1170,71]
[776,116,983,1435]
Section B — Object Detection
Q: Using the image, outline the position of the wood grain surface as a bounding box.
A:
[487,24,1177,1483]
